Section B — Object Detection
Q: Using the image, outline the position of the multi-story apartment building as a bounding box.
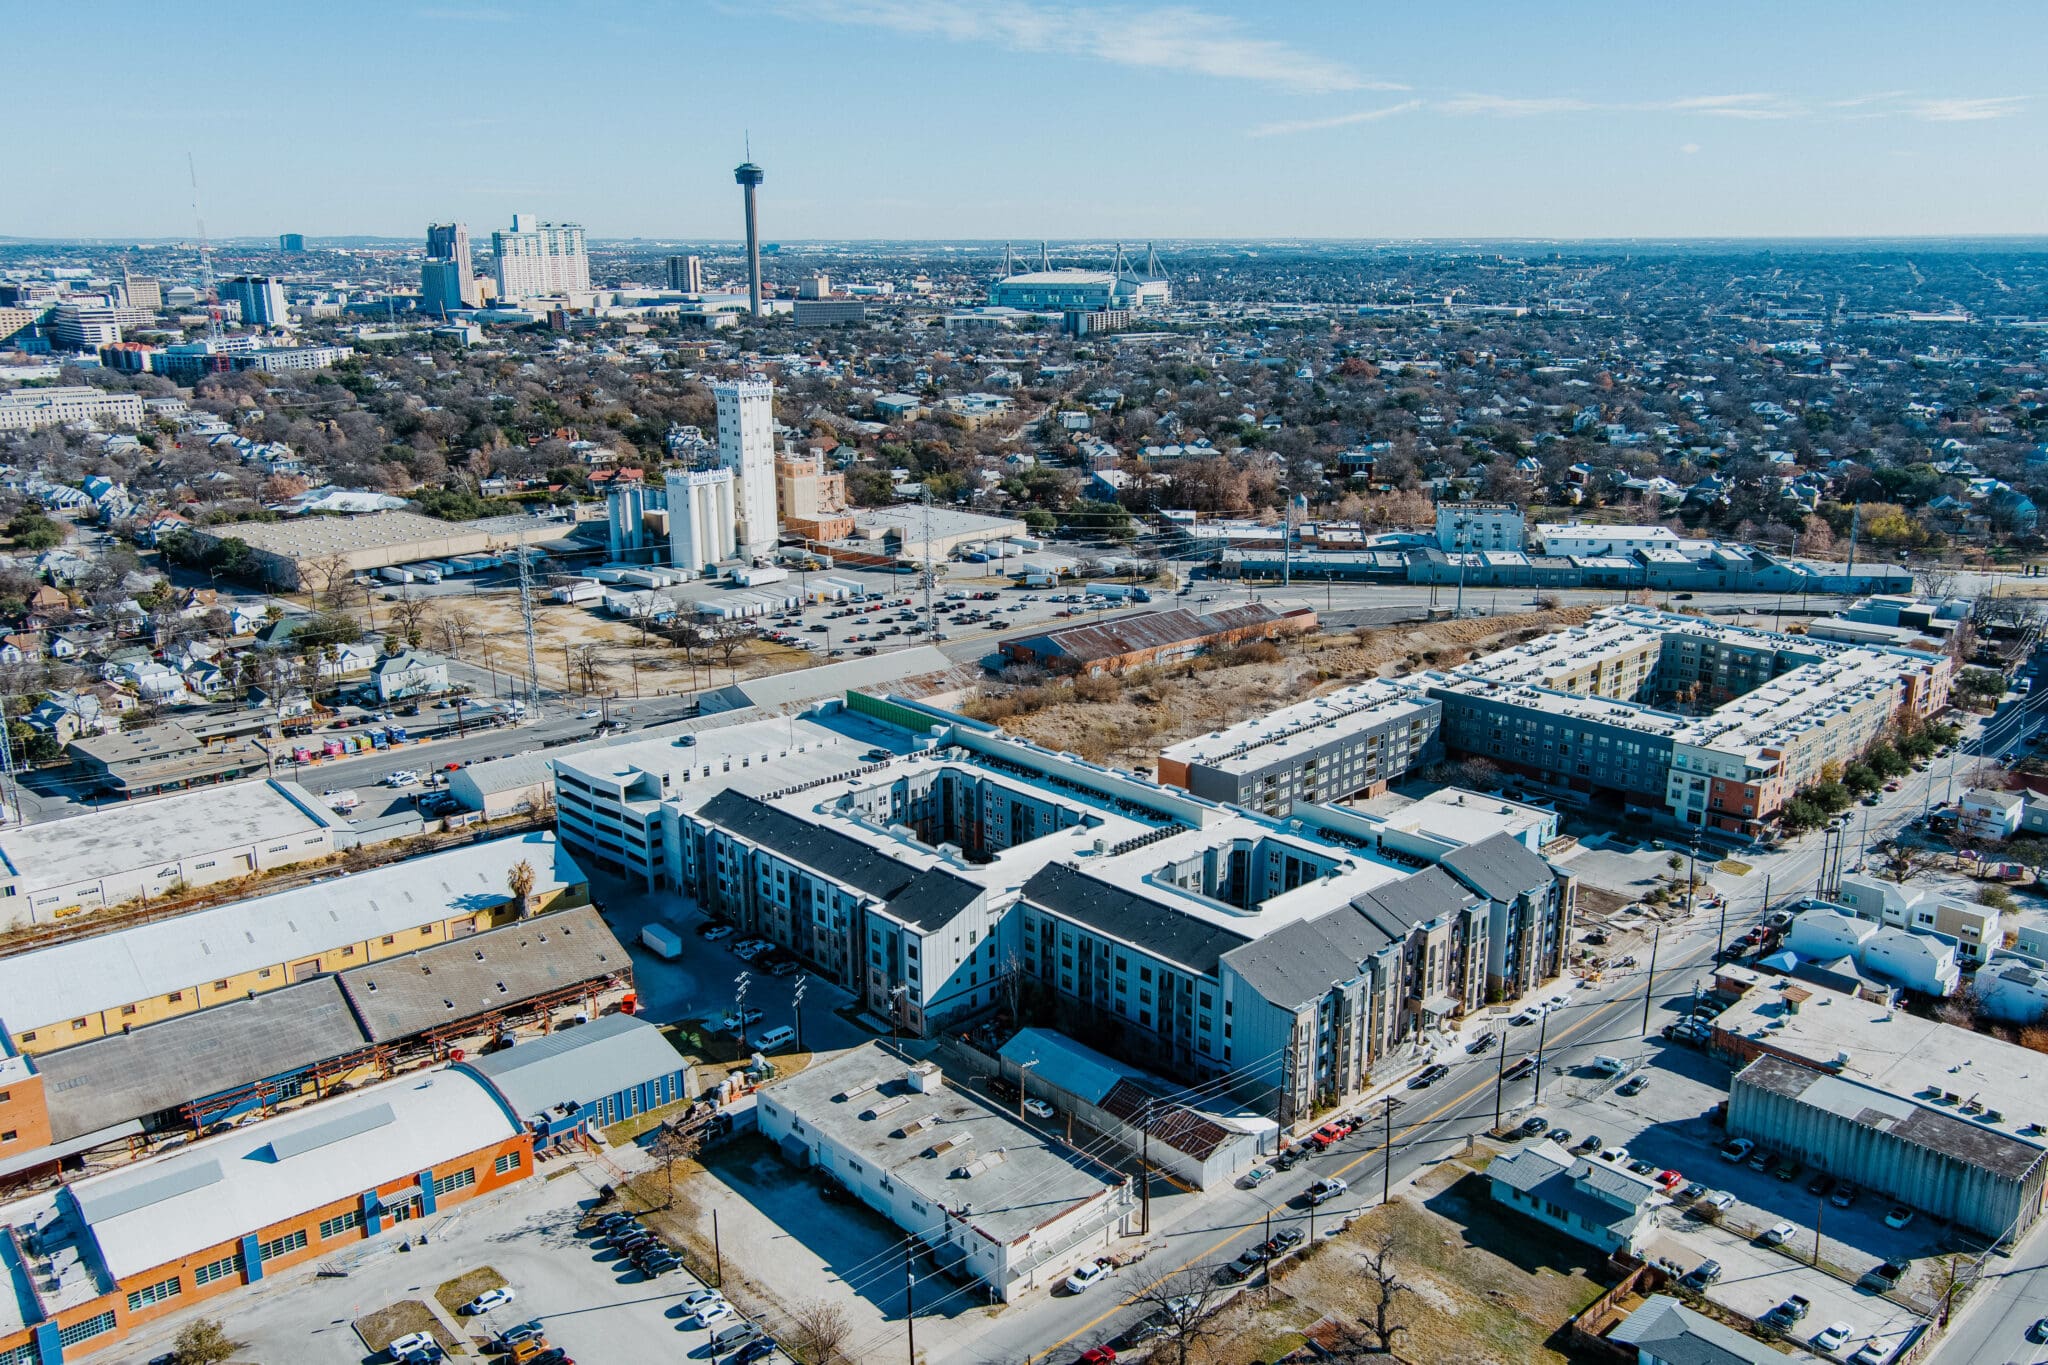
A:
[1429,607,1955,837]
[491,213,589,300]
[552,698,1573,1131]
[47,299,151,352]
[1157,678,1440,815]
[665,254,703,293]
[1436,501,1526,552]
[219,276,288,328]
[0,386,145,433]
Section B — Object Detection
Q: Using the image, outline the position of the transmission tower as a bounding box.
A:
[186,152,222,343]
[514,528,544,713]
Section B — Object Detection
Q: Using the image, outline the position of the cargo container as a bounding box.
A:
[378,566,414,585]
[369,731,389,749]
[730,564,790,587]
[1085,582,1137,601]
[639,924,682,960]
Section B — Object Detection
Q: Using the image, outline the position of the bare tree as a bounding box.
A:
[786,1299,853,1365]
[1356,1226,1412,1353]
[304,553,353,607]
[1127,1266,1230,1365]
[571,644,604,695]
[383,588,433,651]
[433,612,476,661]
[649,1119,704,1211]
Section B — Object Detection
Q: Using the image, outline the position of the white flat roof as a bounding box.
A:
[1159,678,1434,774]
[68,1067,517,1280]
[0,832,582,1034]
[0,779,340,889]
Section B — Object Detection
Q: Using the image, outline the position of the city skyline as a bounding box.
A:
[5,0,2041,242]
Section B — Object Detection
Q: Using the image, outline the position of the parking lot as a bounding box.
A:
[110,1157,780,1365]
[1518,1035,1939,1361]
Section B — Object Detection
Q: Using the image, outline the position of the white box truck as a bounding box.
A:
[639,924,682,960]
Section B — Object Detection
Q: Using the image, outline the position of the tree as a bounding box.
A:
[170,1317,242,1365]
[5,511,63,550]
[786,1298,853,1365]
[304,552,354,607]
[571,644,604,695]
[1356,1226,1412,1352]
[650,1119,705,1212]
[384,588,432,651]
[506,858,537,918]
[1127,1266,1230,1365]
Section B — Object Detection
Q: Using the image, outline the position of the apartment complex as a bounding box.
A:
[1157,677,1441,815]
[1427,607,1953,835]
[218,276,288,328]
[491,213,590,300]
[715,377,778,558]
[0,386,145,433]
[553,697,1572,1128]
[1435,501,1525,552]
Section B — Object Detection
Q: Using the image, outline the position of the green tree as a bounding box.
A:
[1843,763,1880,794]
[1809,781,1853,814]
[170,1317,241,1365]
[5,512,63,550]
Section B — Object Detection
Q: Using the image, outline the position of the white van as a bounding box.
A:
[752,1025,796,1053]
[1591,1055,1629,1077]
[708,1321,761,1354]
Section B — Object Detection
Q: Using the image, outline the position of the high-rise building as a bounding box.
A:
[491,213,589,302]
[666,255,703,294]
[666,468,739,570]
[424,222,482,310]
[48,298,152,352]
[734,158,764,318]
[798,274,830,300]
[219,275,289,328]
[279,233,306,252]
[120,270,162,311]
[715,378,777,558]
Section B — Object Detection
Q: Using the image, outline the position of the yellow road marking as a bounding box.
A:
[1034,933,1722,1360]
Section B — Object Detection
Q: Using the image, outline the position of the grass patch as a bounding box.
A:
[1272,1182,1607,1365]
[1718,859,1754,876]
[433,1266,508,1317]
[355,1300,455,1355]
[605,1095,696,1145]
[1193,1295,1324,1364]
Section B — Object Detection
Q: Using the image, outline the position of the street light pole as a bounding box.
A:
[1492,1030,1508,1130]
[1640,927,1662,1037]
[1534,1008,1551,1105]
[1382,1095,1394,1204]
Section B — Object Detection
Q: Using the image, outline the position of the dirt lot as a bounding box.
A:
[969,606,1596,765]
[406,592,812,698]
[433,1265,508,1316]
[1199,1160,1608,1365]
[353,1299,454,1355]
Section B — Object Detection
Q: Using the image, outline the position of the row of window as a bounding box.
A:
[193,1251,242,1287]
[258,1228,308,1262]
[126,1273,182,1312]
[433,1166,478,1197]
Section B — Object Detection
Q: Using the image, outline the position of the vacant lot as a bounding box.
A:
[1260,1167,1607,1365]
[971,607,1596,764]
[434,1265,508,1316]
[354,1299,454,1356]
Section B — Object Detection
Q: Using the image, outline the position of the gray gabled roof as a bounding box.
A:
[880,868,983,933]
[1021,863,1250,976]
[1352,865,1480,938]
[1609,1295,1779,1365]
[1223,904,1393,1010]
[1442,833,1554,904]
[459,1012,684,1121]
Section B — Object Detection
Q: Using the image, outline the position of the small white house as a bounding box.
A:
[371,650,448,701]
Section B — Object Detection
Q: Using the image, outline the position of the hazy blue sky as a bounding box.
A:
[10,0,2042,240]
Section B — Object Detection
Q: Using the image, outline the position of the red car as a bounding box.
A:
[1075,1349,1116,1364]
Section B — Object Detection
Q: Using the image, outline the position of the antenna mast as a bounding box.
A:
[920,489,937,641]
[187,152,221,343]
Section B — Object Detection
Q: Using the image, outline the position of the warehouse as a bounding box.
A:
[0,1067,531,1364]
[997,602,1317,675]
[755,1044,1136,1301]
[0,778,346,927]
[0,908,631,1176]
[0,832,586,1052]
[1729,1053,2048,1242]
[0,1014,691,1362]
[188,510,540,589]
[838,505,1026,561]
[458,1013,687,1147]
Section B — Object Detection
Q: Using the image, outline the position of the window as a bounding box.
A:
[319,1210,363,1240]
[120,1005,136,1016]
[168,991,183,1003]
[71,1018,86,1030]
[0,1343,35,1365]
[212,979,228,990]
[258,1229,308,1262]
[494,1151,522,1176]
[126,1275,182,1311]
[58,1313,116,1347]
[433,1167,477,1197]
[0,1132,14,1143]
[381,935,395,945]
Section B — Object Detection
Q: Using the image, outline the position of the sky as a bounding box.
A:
[8,0,2045,241]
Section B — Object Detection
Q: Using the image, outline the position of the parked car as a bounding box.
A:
[387,1334,435,1360]
[1813,1322,1854,1353]
[1518,1115,1549,1137]
[1617,1075,1649,1097]
[462,1287,516,1315]
[1762,1220,1797,1245]
[1699,1190,1736,1212]
[1721,1138,1754,1163]
[1466,1032,1498,1054]
[1830,1184,1859,1208]
[1408,1063,1450,1089]
[699,922,736,940]
[1679,1259,1722,1290]
[1762,1295,1811,1329]
[1024,1098,1055,1119]
[1064,1258,1113,1294]
[1574,1134,1602,1153]
[1305,1177,1348,1207]
[1883,1206,1915,1229]
[1239,1167,1271,1190]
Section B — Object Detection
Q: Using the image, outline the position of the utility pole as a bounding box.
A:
[1016,1058,1038,1120]
[712,1208,723,1286]
[1492,1030,1508,1129]
[1139,1103,1152,1235]
[920,489,938,642]
[904,1248,916,1365]
[1452,516,1468,620]
[1534,1008,1551,1105]
[514,529,543,717]
[1381,1095,1394,1204]
[792,975,807,1051]
[1640,927,1662,1036]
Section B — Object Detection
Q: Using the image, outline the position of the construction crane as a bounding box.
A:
[186,152,223,345]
